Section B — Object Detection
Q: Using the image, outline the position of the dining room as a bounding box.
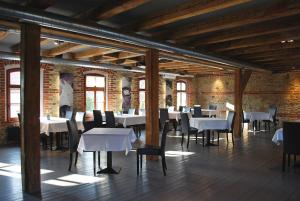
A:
[0,0,300,201]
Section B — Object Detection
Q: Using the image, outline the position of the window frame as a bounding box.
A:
[6,68,21,122]
[84,74,106,112]
[176,81,187,109]
[138,78,145,110]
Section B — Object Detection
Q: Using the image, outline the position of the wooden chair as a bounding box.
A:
[181,113,204,148]
[282,122,300,172]
[82,112,94,132]
[105,111,116,128]
[159,108,170,130]
[193,106,202,117]
[217,111,235,145]
[67,119,99,175]
[93,110,105,128]
[136,121,169,176]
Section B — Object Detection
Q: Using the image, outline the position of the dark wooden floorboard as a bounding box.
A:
[0,126,299,201]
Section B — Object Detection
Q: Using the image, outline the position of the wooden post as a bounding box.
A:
[145,49,159,160]
[234,69,242,138]
[20,23,41,195]
[234,69,252,137]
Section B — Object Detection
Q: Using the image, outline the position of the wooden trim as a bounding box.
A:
[6,68,20,122]
[84,74,106,111]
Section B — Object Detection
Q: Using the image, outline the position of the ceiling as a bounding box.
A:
[0,0,299,74]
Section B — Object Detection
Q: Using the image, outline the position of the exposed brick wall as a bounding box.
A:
[0,59,197,144]
[195,71,300,122]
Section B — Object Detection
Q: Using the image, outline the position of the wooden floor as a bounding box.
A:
[0,126,300,201]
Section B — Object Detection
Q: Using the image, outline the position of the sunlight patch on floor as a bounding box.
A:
[43,174,105,187]
[165,151,195,157]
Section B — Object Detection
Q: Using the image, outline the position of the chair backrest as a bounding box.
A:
[178,106,184,112]
[105,111,115,128]
[160,108,169,128]
[227,111,235,132]
[180,113,190,134]
[65,110,73,120]
[160,121,169,152]
[268,106,277,121]
[193,106,202,117]
[168,106,175,112]
[128,108,135,115]
[283,122,300,154]
[82,112,94,131]
[93,110,103,127]
[75,112,85,122]
[67,119,80,153]
[208,104,217,110]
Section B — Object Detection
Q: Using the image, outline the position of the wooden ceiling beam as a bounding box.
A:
[76,0,150,20]
[189,17,300,46]
[238,48,300,60]
[169,0,300,40]
[135,0,251,30]
[73,48,120,59]
[27,0,56,9]
[42,42,84,57]
[0,31,8,41]
[210,30,300,52]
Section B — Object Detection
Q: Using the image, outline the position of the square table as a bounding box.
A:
[190,117,229,146]
[40,117,84,150]
[77,128,136,174]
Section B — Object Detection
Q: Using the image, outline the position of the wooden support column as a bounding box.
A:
[234,69,252,137]
[145,49,159,160]
[20,23,41,195]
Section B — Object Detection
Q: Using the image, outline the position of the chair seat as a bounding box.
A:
[189,127,198,133]
[137,145,162,155]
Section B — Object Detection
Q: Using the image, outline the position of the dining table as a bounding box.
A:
[190,117,229,146]
[77,127,136,174]
[40,116,84,150]
[243,111,272,131]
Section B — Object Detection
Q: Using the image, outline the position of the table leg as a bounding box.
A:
[205,130,218,146]
[97,151,120,174]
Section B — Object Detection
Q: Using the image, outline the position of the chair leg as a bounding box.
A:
[93,152,96,176]
[68,152,73,171]
[181,132,184,147]
[136,152,139,175]
[74,151,78,166]
[140,154,143,169]
[161,155,166,176]
[195,132,198,144]
[282,152,286,172]
[202,132,205,147]
[187,133,190,149]
[98,151,101,169]
[217,132,220,145]
[211,132,214,143]
[226,132,229,143]
[231,132,234,145]
[288,154,291,167]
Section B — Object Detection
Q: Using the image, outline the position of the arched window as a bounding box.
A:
[85,74,106,112]
[7,69,21,121]
[176,81,187,109]
[139,79,145,110]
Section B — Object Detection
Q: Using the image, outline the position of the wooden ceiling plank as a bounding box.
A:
[170,0,300,40]
[77,0,150,20]
[210,30,300,52]
[136,0,251,30]
[42,43,84,57]
[190,18,300,46]
[0,31,8,41]
[73,48,120,59]
[11,38,50,52]
[238,48,300,60]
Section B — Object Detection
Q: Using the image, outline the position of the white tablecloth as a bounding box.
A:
[77,128,136,154]
[244,112,273,122]
[190,118,229,132]
[202,109,218,117]
[272,128,283,145]
[115,114,146,127]
[40,117,84,136]
[168,111,181,121]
